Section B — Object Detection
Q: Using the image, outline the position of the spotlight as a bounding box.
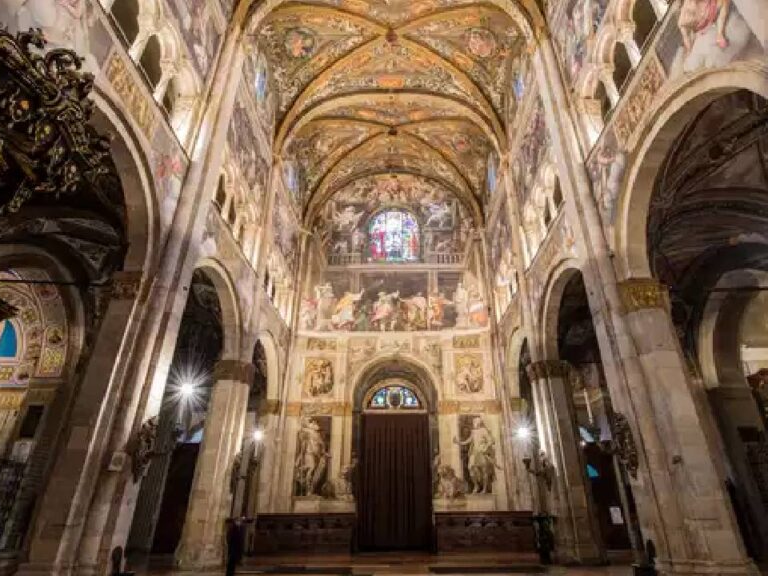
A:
[515,425,532,440]
[252,429,264,443]
[180,382,195,397]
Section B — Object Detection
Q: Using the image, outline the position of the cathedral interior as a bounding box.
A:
[0,0,767,575]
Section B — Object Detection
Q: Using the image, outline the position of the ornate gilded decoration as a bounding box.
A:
[0,29,118,216]
[304,358,334,396]
[613,56,666,150]
[618,278,668,313]
[453,335,481,349]
[105,53,155,137]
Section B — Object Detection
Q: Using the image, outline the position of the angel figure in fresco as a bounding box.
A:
[294,417,329,497]
[679,0,732,52]
[453,417,499,494]
[428,292,453,329]
[371,291,400,331]
[331,290,364,330]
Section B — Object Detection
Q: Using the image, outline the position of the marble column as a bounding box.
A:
[526,360,605,564]
[532,31,757,574]
[17,271,145,576]
[175,360,254,570]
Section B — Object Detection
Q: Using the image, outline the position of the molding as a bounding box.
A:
[214,360,257,383]
[617,278,668,313]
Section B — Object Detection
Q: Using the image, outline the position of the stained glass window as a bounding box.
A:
[368,210,420,262]
[368,385,421,410]
[0,321,18,359]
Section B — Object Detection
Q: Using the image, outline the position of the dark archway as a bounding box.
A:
[647,90,768,559]
[353,358,437,551]
[556,272,635,553]
[126,270,224,565]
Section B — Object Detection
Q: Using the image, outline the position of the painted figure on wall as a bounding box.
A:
[428,292,452,328]
[294,417,330,497]
[332,290,364,330]
[455,354,484,394]
[4,0,96,70]
[400,293,428,331]
[304,358,334,396]
[371,291,400,331]
[454,416,499,494]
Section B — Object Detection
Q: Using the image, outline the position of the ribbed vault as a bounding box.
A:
[244,0,539,225]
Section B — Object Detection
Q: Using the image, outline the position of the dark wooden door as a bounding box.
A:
[357,413,432,551]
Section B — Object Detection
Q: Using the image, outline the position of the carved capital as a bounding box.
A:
[214,360,256,383]
[526,360,570,381]
[110,271,143,301]
[617,278,668,313]
[260,399,281,416]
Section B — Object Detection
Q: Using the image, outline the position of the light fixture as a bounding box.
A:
[252,429,264,443]
[180,382,195,397]
[515,425,532,440]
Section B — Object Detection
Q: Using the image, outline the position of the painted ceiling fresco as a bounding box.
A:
[253,0,531,217]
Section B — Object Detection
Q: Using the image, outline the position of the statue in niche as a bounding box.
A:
[454,282,470,327]
[294,417,329,497]
[454,416,499,494]
[304,358,333,396]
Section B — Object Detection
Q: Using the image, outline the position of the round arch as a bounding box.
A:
[539,260,582,360]
[255,330,281,401]
[90,88,158,274]
[614,64,768,280]
[349,353,441,409]
[194,259,242,361]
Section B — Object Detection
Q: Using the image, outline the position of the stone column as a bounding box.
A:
[618,279,757,574]
[175,360,254,569]
[18,271,145,576]
[532,31,757,573]
[526,360,605,564]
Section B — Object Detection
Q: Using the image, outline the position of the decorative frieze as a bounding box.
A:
[617,278,668,313]
[438,400,502,415]
[453,335,481,349]
[286,401,350,417]
[106,53,155,137]
[0,389,25,410]
[613,55,666,150]
[307,338,337,351]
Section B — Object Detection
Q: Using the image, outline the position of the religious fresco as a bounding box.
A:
[0,0,100,72]
[403,7,525,116]
[487,197,517,316]
[243,52,276,136]
[587,127,624,242]
[167,0,222,79]
[227,91,269,200]
[0,270,68,385]
[513,99,551,203]
[455,415,499,494]
[455,353,484,394]
[303,358,334,396]
[293,416,332,497]
[656,1,767,79]
[554,0,608,84]
[272,187,300,276]
[300,271,488,333]
[319,174,473,264]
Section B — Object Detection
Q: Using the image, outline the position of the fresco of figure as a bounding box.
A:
[371,291,400,332]
[4,0,96,71]
[294,417,329,497]
[454,417,499,494]
[331,290,363,330]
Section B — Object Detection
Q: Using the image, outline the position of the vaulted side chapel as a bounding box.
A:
[1,0,768,575]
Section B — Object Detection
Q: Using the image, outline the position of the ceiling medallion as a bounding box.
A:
[284,27,316,59]
[466,28,497,59]
[0,29,117,215]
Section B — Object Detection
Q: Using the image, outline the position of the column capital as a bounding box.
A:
[526,359,570,380]
[110,270,144,301]
[213,359,255,383]
[617,278,668,313]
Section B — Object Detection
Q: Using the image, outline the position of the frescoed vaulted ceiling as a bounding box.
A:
[249,0,537,222]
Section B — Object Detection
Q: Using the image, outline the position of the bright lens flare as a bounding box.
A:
[166,362,209,413]
[515,425,532,440]
[252,429,265,443]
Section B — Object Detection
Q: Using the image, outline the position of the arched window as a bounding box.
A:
[109,0,140,47]
[0,320,18,359]
[368,384,421,410]
[368,209,420,263]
